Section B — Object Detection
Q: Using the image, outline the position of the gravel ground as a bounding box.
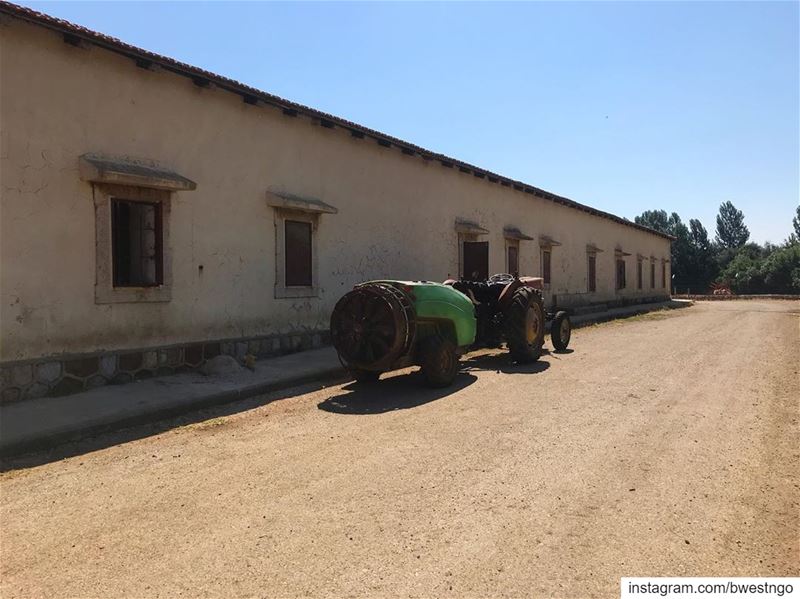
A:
[1,300,798,598]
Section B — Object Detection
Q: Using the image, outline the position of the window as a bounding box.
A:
[111,199,163,287]
[507,244,519,276]
[615,258,626,290]
[455,219,489,281]
[81,154,194,304]
[273,210,320,298]
[542,249,552,285]
[268,191,336,299]
[463,241,489,280]
[661,261,666,288]
[539,237,561,286]
[503,228,532,275]
[650,261,656,289]
[637,259,643,290]
[285,220,312,287]
[93,184,173,304]
[588,254,597,292]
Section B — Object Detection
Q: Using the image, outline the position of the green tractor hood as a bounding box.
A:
[364,281,477,348]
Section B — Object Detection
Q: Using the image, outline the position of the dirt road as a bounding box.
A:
[2,300,798,598]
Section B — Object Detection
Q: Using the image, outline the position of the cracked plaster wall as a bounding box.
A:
[0,18,671,363]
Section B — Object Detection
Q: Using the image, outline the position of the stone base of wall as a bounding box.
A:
[555,293,671,315]
[0,329,331,403]
[672,294,800,301]
[0,294,678,403]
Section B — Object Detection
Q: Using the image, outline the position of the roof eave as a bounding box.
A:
[0,1,675,242]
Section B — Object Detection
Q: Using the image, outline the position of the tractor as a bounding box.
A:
[329,274,572,387]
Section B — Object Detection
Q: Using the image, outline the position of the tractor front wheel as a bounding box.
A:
[420,336,459,388]
[503,286,545,363]
[550,311,572,351]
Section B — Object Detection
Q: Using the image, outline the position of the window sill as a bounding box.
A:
[95,285,172,304]
[275,286,319,299]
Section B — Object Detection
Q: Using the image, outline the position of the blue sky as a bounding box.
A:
[21,1,800,244]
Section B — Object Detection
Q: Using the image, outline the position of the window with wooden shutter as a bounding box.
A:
[615,258,626,290]
[637,260,643,289]
[507,244,519,276]
[463,241,489,280]
[111,199,163,287]
[542,249,552,285]
[284,220,313,287]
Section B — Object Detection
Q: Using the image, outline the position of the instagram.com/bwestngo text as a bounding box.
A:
[621,578,799,598]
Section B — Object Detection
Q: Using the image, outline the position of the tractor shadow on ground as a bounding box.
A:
[318,371,477,415]
[551,348,574,355]
[460,349,555,374]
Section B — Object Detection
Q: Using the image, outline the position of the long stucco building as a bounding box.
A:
[0,2,672,400]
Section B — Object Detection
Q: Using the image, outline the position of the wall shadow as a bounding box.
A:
[0,375,349,473]
[4,349,562,471]
[318,371,477,415]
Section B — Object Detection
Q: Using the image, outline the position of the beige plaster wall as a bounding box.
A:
[0,18,671,362]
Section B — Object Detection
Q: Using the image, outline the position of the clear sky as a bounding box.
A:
[20,1,800,244]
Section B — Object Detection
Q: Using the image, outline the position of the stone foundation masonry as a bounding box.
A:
[0,329,331,403]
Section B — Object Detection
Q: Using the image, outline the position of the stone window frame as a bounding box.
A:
[81,153,196,305]
[267,191,337,299]
[502,226,532,277]
[273,208,321,299]
[541,248,552,287]
[455,218,489,280]
[587,253,597,293]
[615,258,627,290]
[505,238,520,275]
[650,257,657,289]
[586,244,603,294]
[94,183,173,304]
[636,255,644,290]
[539,236,561,290]
[614,249,631,292]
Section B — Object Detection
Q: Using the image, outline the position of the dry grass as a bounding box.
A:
[588,308,683,328]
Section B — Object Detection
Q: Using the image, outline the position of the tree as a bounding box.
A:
[687,219,715,288]
[760,244,800,293]
[667,213,691,287]
[634,210,670,234]
[788,205,800,246]
[720,242,800,294]
[715,201,749,248]
[794,205,800,238]
[719,248,763,293]
[689,219,711,253]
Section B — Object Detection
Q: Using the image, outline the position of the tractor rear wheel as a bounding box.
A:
[503,286,545,363]
[420,336,459,388]
[551,311,572,351]
[330,283,415,372]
